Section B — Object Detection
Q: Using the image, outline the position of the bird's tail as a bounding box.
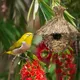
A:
[6,51,13,55]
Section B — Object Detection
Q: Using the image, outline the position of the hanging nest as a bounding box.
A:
[36,6,80,53]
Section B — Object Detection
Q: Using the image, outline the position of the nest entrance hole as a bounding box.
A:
[51,33,62,40]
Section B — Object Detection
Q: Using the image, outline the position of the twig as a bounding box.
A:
[8,55,28,80]
[8,56,17,80]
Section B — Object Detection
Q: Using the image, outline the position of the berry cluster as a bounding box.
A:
[20,60,47,80]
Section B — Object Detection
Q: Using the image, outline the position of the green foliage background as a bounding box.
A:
[0,0,80,80]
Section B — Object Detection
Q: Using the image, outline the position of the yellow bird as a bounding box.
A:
[6,32,33,55]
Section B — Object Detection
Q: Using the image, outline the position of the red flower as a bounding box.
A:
[25,77,32,80]
[55,58,62,66]
[52,54,58,63]
[67,63,76,75]
[20,60,47,80]
[56,68,62,74]
[36,42,52,63]
[54,47,76,80]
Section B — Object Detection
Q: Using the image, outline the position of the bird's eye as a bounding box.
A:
[27,34,31,36]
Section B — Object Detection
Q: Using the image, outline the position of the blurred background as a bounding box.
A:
[0,0,80,80]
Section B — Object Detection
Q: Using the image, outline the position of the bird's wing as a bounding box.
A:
[12,41,30,55]
[9,40,22,50]
[9,34,27,50]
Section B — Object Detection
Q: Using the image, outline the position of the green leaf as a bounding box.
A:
[64,11,75,19]
[48,64,56,74]
[39,7,46,26]
[6,20,20,38]
[0,19,20,50]
[0,72,8,79]
[16,0,25,12]
[3,27,15,41]
[27,0,35,21]
[39,0,54,21]
[68,46,74,51]
[0,31,11,50]
[44,0,52,6]
[52,0,60,9]
[64,11,76,26]
[65,49,70,54]
[33,0,39,20]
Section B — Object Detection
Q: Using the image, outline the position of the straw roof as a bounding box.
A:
[36,16,79,35]
[36,6,79,36]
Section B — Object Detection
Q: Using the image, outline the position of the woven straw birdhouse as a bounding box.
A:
[36,6,80,53]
